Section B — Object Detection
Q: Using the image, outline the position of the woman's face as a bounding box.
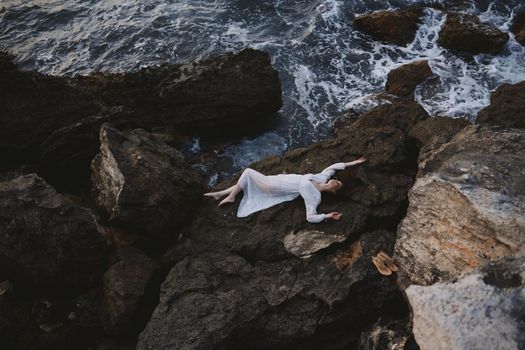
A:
[328,179,343,193]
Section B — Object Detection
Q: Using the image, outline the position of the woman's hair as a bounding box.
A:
[328,179,343,192]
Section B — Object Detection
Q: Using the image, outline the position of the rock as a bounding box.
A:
[0,285,106,349]
[0,294,41,349]
[39,107,138,192]
[476,80,525,129]
[283,229,346,258]
[353,8,424,46]
[0,52,100,167]
[101,247,159,335]
[1,49,282,173]
[349,100,429,137]
[74,48,282,134]
[408,116,469,147]
[137,100,428,349]
[0,51,16,71]
[385,61,433,97]
[138,230,398,350]
[0,164,38,182]
[359,317,418,350]
[32,289,106,348]
[0,280,12,300]
[437,13,509,55]
[395,126,525,288]
[91,125,206,239]
[96,338,136,350]
[406,256,525,350]
[511,10,525,45]
[0,174,107,294]
[417,123,523,177]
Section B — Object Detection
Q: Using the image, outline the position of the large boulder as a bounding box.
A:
[476,80,525,129]
[0,174,107,294]
[139,231,398,350]
[74,48,282,134]
[385,60,433,97]
[101,247,159,335]
[91,125,206,239]
[1,49,282,177]
[353,8,423,46]
[39,107,138,192]
[0,52,100,167]
[395,125,525,288]
[406,256,525,350]
[437,13,509,55]
[137,101,428,349]
[408,116,469,148]
[511,10,525,45]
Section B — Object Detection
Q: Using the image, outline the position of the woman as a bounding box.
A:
[204,157,367,223]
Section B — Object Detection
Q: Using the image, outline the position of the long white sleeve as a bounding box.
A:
[311,162,346,182]
[299,179,326,223]
[305,203,326,223]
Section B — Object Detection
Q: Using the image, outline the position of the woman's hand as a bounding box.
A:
[354,157,366,164]
[326,212,342,221]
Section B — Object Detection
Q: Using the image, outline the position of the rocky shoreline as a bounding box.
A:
[1,7,524,350]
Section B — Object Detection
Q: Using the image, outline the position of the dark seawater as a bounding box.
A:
[1,0,524,181]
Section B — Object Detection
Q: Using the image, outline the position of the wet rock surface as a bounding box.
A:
[437,13,509,55]
[395,125,525,288]
[137,101,428,349]
[476,80,525,129]
[0,174,107,294]
[408,116,469,148]
[385,61,433,97]
[91,125,206,239]
[406,256,525,350]
[511,10,525,45]
[101,247,159,335]
[353,8,423,46]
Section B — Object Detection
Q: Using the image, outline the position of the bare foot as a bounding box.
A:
[204,192,226,200]
[219,195,235,207]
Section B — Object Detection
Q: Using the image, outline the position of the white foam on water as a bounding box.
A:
[189,136,201,154]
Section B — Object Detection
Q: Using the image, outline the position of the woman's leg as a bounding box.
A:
[204,168,252,203]
[217,168,254,206]
[203,184,238,200]
[218,184,242,206]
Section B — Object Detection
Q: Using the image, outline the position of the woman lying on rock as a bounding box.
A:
[204,157,367,223]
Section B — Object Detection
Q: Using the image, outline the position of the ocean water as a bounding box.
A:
[1,0,524,181]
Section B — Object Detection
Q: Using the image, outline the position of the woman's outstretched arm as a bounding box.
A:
[344,157,366,168]
[317,157,367,181]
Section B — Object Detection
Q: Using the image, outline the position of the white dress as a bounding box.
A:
[236,162,346,223]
